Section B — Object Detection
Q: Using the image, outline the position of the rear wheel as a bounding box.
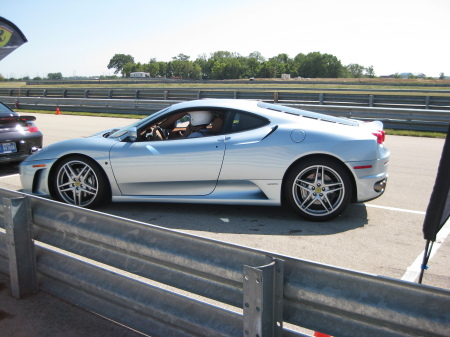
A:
[285,158,352,221]
[52,156,110,208]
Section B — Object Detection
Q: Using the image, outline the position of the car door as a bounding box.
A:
[109,135,226,196]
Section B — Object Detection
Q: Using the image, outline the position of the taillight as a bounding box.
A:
[372,130,385,144]
[26,122,39,133]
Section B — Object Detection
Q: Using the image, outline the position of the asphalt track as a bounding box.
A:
[0,113,449,336]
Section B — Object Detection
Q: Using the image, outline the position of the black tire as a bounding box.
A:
[52,156,110,208]
[285,158,352,221]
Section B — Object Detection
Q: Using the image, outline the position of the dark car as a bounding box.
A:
[0,102,42,163]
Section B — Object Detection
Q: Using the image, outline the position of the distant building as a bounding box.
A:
[399,72,426,79]
[130,72,150,78]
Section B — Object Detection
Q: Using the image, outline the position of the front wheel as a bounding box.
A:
[285,158,352,221]
[52,156,110,208]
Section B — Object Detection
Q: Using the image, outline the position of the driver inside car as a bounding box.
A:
[187,111,213,138]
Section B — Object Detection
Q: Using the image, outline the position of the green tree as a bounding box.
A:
[172,53,190,61]
[47,72,62,80]
[364,65,376,78]
[121,62,135,77]
[144,59,159,77]
[107,54,135,75]
[194,54,215,79]
[258,60,277,78]
[157,61,168,77]
[439,72,445,79]
[292,53,306,77]
[248,51,265,63]
[244,51,265,78]
[298,52,344,78]
[268,53,293,77]
[211,61,227,79]
[347,63,365,78]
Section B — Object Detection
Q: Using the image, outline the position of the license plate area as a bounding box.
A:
[0,142,17,154]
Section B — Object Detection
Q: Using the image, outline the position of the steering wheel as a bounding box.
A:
[152,126,165,140]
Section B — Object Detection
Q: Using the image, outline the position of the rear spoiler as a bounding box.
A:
[0,115,36,122]
[360,120,384,131]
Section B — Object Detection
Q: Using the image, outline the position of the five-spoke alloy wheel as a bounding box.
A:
[52,156,109,207]
[285,158,352,221]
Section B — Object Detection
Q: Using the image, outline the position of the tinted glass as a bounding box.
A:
[0,102,17,117]
[231,112,269,132]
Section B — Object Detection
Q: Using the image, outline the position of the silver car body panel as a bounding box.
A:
[19,99,390,207]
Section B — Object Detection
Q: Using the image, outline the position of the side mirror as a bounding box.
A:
[118,127,138,142]
[127,127,138,142]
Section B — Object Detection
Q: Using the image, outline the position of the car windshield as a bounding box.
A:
[108,107,169,138]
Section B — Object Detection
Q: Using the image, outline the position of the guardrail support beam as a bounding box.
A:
[243,256,284,337]
[319,93,324,105]
[3,196,38,299]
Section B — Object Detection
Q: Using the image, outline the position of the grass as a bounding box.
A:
[17,109,447,139]
[384,129,446,138]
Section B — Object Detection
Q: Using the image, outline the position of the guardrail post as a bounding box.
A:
[369,94,374,107]
[197,91,202,99]
[84,90,89,98]
[164,90,169,100]
[135,90,140,100]
[109,90,113,99]
[425,96,430,109]
[63,89,67,98]
[243,256,284,337]
[3,196,38,299]
[274,92,279,103]
[319,93,324,105]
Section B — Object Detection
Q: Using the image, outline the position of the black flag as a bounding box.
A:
[419,123,450,283]
[0,17,28,61]
[422,123,450,241]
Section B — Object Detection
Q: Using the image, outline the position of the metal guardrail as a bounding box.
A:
[1,189,449,337]
[2,87,450,110]
[2,95,450,132]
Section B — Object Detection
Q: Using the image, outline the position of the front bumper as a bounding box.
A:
[19,158,54,196]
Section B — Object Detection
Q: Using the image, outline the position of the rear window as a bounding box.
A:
[231,111,269,132]
[0,102,17,117]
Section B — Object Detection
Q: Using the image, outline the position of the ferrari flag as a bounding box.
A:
[0,17,27,61]
[422,123,450,241]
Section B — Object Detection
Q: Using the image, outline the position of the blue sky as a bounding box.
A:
[1,0,449,78]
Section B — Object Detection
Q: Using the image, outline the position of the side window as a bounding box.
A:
[230,111,269,133]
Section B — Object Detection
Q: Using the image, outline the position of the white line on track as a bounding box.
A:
[360,203,449,283]
[402,219,450,282]
[359,203,426,215]
[0,174,19,179]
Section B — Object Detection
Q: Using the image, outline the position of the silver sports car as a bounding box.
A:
[20,99,389,221]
